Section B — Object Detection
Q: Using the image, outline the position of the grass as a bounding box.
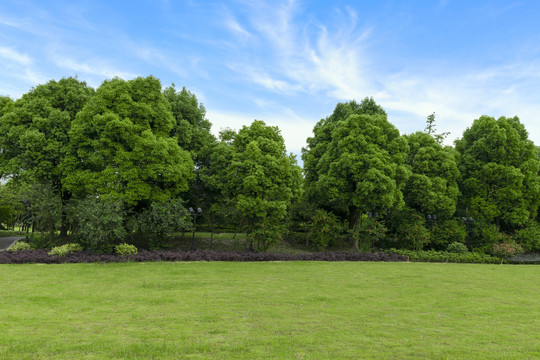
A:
[0,262,538,359]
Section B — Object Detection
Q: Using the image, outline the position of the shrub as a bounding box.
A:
[430,220,467,250]
[48,243,83,257]
[446,241,468,254]
[0,249,407,264]
[248,222,287,251]
[387,249,500,264]
[115,243,138,256]
[492,241,524,258]
[7,241,32,252]
[309,209,342,250]
[68,197,126,251]
[513,223,540,253]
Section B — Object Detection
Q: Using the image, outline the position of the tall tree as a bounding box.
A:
[209,121,302,237]
[163,85,217,210]
[307,106,410,250]
[455,115,540,230]
[303,98,387,218]
[0,77,94,235]
[403,131,460,219]
[63,76,194,205]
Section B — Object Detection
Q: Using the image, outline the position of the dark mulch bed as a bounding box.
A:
[0,249,407,264]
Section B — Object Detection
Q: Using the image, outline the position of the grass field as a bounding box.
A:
[0,262,538,359]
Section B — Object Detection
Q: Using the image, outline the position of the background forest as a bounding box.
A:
[1,76,539,256]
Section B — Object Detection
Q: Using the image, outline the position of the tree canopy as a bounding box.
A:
[455,115,540,229]
[63,76,194,205]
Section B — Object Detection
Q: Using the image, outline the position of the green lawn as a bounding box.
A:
[0,262,538,359]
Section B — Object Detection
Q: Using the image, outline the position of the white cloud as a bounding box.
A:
[51,55,138,82]
[0,47,32,66]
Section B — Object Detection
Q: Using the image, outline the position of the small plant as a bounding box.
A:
[310,209,342,250]
[115,243,138,256]
[48,243,83,257]
[446,242,468,254]
[7,241,32,252]
[492,241,524,258]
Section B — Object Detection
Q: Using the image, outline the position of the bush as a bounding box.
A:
[68,197,126,251]
[446,241,468,254]
[0,249,407,264]
[48,243,83,257]
[492,241,524,258]
[115,243,138,256]
[513,223,540,253]
[430,220,467,250]
[309,209,342,250]
[7,241,32,252]
[248,222,287,251]
[387,249,500,264]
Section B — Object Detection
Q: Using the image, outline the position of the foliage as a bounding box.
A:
[446,241,468,254]
[393,210,431,250]
[491,241,524,258]
[0,77,94,235]
[163,84,215,167]
[388,249,500,264]
[309,209,342,250]
[430,219,467,250]
[115,243,138,256]
[7,241,32,252]
[403,132,460,219]
[0,249,406,264]
[68,197,126,251]
[303,99,409,250]
[48,243,83,257]
[63,76,194,205]
[424,112,449,144]
[209,121,303,232]
[512,222,540,253]
[455,115,540,229]
[247,221,288,251]
[135,199,192,246]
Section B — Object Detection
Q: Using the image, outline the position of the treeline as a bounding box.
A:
[0,76,539,254]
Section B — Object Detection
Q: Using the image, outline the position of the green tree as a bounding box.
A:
[403,132,460,219]
[455,115,540,231]
[163,84,217,214]
[0,77,94,236]
[306,102,410,250]
[210,121,302,249]
[63,76,194,205]
[424,112,449,144]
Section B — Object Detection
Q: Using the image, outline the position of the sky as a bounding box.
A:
[1,0,539,161]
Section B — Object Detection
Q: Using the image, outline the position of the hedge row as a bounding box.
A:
[387,249,503,264]
[0,249,406,264]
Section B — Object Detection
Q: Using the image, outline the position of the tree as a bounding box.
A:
[0,77,95,236]
[163,84,215,166]
[303,98,387,221]
[455,115,540,231]
[403,131,460,219]
[163,84,217,213]
[307,104,410,250]
[424,112,449,144]
[63,76,194,205]
[209,121,302,249]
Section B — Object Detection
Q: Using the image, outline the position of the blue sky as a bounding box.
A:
[1,0,539,160]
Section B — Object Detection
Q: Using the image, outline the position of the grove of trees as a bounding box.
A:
[1,76,539,255]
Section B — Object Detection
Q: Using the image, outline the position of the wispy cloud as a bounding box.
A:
[0,46,32,65]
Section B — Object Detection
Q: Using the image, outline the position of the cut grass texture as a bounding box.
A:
[0,262,538,359]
